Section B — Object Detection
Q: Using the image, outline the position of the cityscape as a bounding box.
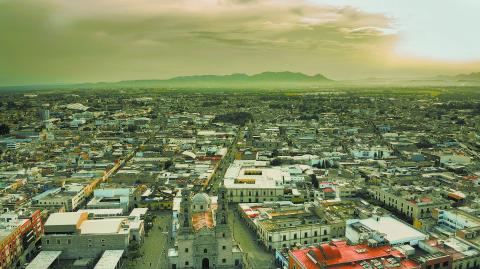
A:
[1,1,480,269]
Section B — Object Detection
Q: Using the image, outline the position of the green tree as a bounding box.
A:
[0,124,10,135]
[310,174,319,188]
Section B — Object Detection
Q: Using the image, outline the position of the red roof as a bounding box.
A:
[323,187,335,193]
[290,241,419,269]
[192,212,214,231]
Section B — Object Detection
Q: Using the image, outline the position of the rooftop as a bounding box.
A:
[290,240,418,269]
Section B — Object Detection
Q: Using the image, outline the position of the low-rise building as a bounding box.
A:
[32,183,88,211]
[42,211,143,259]
[370,187,451,223]
[346,215,428,246]
[289,240,419,269]
[0,210,43,269]
[239,201,338,251]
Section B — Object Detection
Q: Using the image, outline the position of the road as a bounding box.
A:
[125,211,172,269]
[207,129,242,195]
[228,206,276,269]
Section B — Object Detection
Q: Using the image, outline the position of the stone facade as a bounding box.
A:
[168,188,242,269]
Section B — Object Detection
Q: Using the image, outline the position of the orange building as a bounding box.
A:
[0,210,44,269]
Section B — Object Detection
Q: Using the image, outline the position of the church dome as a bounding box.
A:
[192,193,211,212]
[192,193,211,204]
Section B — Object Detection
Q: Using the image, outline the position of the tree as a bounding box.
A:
[0,124,10,136]
[310,174,319,188]
[271,158,282,166]
[416,138,433,149]
[212,112,253,126]
[164,160,173,170]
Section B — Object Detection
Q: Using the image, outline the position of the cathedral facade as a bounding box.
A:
[168,187,243,269]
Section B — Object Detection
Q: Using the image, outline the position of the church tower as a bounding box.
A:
[179,188,193,234]
[215,184,228,226]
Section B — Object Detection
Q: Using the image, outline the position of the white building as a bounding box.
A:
[223,160,289,203]
[346,215,428,246]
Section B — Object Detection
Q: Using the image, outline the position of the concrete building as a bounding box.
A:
[370,187,451,222]
[223,160,286,203]
[0,210,43,269]
[346,215,428,246]
[42,212,144,259]
[87,188,135,213]
[33,183,87,211]
[239,201,334,251]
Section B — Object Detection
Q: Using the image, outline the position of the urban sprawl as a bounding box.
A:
[0,89,480,269]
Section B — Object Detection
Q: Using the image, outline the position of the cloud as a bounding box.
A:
[0,0,478,85]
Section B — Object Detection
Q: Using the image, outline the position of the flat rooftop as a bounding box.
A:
[351,216,427,244]
[45,212,85,227]
[94,250,124,269]
[80,219,125,234]
[26,251,62,269]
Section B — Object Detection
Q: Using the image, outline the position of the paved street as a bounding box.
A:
[125,211,172,269]
[228,206,276,269]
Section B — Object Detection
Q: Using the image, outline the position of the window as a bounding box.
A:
[293,234,297,239]
[185,262,189,266]
[46,239,50,245]
[222,259,226,263]
[56,239,61,244]
[314,231,318,237]
[67,239,72,245]
[269,236,272,242]
[283,235,286,241]
[442,261,449,267]
[323,230,327,235]
[185,248,189,253]
[304,232,308,238]
[222,245,226,250]
[222,233,226,238]
[204,249,208,253]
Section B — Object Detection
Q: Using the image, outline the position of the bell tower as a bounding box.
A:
[179,188,193,234]
[216,183,228,226]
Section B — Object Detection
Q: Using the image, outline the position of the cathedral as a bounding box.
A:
[168,186,243,269]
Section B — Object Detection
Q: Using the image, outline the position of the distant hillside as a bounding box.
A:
[454,72,480,81]
[437,72,480,81]
[105,71,333,89]
[0,71,334,91]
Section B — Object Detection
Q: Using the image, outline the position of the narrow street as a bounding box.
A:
[228,206,276,269]
[125,211,172,269]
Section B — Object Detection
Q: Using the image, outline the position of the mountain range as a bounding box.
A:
[81,71,333,89]
[2,71,480,92]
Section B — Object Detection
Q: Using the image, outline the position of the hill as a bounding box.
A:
[0,71,334,91]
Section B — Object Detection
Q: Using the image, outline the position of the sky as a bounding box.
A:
[1,0,479,86]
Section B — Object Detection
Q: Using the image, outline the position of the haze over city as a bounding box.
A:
[1,0,480,86]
